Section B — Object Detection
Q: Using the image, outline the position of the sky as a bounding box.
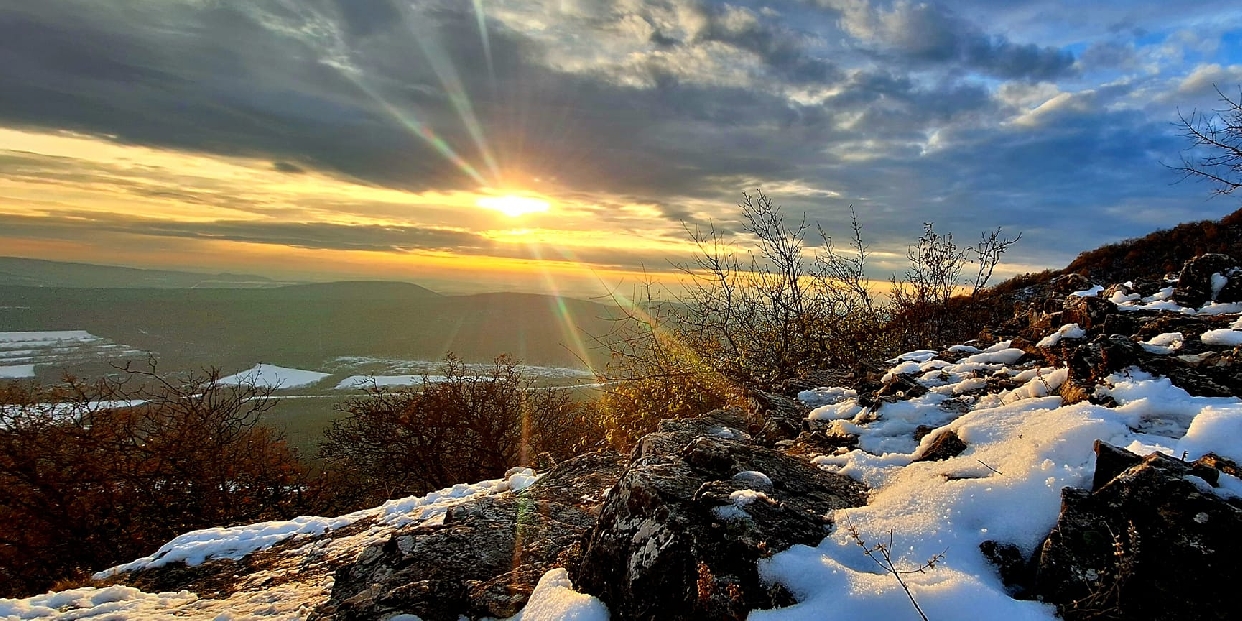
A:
[1,0,1241,297]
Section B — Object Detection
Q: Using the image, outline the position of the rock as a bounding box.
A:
[1032,442,1242,620]
[913,429,967,462]
[785,430,860,456]
[1090,440,1142,491]
[572,409,867,621]
[1173,253,1240,308]
[1059,333,1238,402]
[748,391,807,446]
[316,452,627,621]
[1050,273,1092,295]
[980,540,1030,597]
[1061,295,1116,330]
[875,373,928,401]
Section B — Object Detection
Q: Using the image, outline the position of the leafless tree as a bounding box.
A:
[1175,85,1242,196]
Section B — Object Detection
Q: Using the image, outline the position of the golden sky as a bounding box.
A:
[2,0,1238,298]
[0,127,710,297]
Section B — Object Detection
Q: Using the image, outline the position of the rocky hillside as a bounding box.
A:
[4,253,1242,620]
[1060,206,1242,284]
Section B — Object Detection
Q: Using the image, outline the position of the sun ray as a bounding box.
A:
[471,0,497,86]
[393,2,502,182]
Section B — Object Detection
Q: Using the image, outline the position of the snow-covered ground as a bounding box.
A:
[751,348,1242,620]
[334,374,440,390]
[0,468,599,620]
[0,330,145,376]
[217,364,331,389]
[0,364,34,379]
[330,356,593,381]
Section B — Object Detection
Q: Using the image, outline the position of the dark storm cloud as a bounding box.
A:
[0,0,1001,201]
[695,4,843,84]
[821,0,1076,80]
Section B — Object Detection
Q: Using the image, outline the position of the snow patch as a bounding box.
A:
[217,364,330,389]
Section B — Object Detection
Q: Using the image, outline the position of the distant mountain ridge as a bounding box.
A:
[0,256,287,288]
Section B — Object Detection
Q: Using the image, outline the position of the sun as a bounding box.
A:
[475,194,550,217]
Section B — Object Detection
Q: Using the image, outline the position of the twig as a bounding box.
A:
[847,524,945,621]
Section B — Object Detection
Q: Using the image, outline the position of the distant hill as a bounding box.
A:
[0,281,616,374]
[0,257,287,288]
[1060,207,1242,283]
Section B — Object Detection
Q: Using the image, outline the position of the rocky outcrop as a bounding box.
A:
[571,409,867,621]
[315,452,626,621]
[1173,253,1241,308]
[1031,442,1242,621]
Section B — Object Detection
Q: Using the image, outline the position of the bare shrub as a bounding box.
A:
[592,192,1019,448]
[0,365,306,598]
[889,223,1020,350]
[318,354,602,508]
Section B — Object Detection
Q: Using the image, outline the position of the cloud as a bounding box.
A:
[0,211,495,253]
[2,0,1240,280]
[272,161,306,174]
[823,0,1076,80]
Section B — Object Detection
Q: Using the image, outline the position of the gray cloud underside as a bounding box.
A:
[0,0,1238,269]
[0,211,680,271]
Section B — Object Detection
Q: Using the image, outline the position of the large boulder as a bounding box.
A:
[572,409,867,621]
[1059,333,1239,402]
[315,452,627,621]
[1173,253,1241,308]
[1061,295,1116,330]
[1032,442,1242,621]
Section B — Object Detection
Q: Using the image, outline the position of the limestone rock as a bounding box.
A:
[1032,442,1242,620]
[1173,253,1240,308]
[572,409,867,621]
[316,452,626,621]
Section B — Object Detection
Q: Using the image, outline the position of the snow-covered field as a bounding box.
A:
[216,364,331,389]
[330,356,593,383]
[0,331,145,377]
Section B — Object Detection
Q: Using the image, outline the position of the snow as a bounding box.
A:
[334,374,425,390]
[758,336,1242,620]
[511,569,609,621]
[217,364,330,389]
[1211,273,1229,300]
[0,586,199,620]
[0,330,97,344]
[1035,324,1085,348]
[99,516,358,576]
[1201,329,1242,347]
[1070,285,1104,297]
[1141,332,1184,354]
[96,467,539,579]
[0,364,34,379]
[734,470,773,488]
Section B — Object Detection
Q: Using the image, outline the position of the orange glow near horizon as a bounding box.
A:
[0,126,720,298]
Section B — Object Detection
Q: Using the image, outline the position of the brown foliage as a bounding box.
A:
[1062,209,1242,283]
[0,365,308,598]
[318,354,603,509]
